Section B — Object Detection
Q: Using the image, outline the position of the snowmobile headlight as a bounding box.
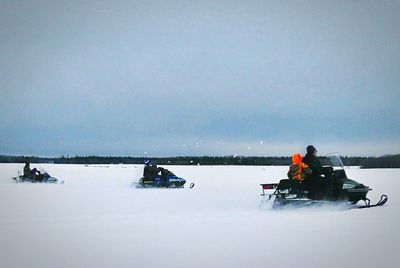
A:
[342,183,356,190]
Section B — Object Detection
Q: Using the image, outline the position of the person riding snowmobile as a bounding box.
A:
[287,153,311,182]
[23,163,42,181]
[141,160,182,187]
[143,160,160,181]
[287,153,312,194]
[302,146,325,176]
[302,145,336,200]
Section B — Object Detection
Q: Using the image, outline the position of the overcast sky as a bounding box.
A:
[1,0,399,157]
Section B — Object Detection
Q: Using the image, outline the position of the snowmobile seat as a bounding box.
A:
[277,179,291,191]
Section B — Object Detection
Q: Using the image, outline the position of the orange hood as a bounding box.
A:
[291,153,303,164]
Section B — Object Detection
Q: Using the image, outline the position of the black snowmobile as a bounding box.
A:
[12,168,62,184]
[261,154,388,209]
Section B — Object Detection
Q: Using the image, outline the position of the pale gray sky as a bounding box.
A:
[1,0,399,156]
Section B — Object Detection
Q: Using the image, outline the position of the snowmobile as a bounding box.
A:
[137,166,194,188]
[260,153,388,209]
[12,168,62,184]
[137,175,190,188]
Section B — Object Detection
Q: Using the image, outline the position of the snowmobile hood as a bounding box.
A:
[291,153,303,165]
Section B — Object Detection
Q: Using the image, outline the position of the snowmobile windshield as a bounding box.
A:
[38,168,50,176]
[325,153,344,170]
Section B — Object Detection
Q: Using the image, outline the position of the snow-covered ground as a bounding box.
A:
[0,163,398,268]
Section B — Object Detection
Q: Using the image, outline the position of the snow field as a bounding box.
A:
[0,164,399,268]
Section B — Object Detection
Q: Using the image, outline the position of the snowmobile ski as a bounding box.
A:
[357,195,388,209]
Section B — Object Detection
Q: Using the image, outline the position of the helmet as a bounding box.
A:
[144,159,150,166]
[306,145,317,155]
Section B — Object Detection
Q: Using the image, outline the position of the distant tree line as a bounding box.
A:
[1,154,399,168]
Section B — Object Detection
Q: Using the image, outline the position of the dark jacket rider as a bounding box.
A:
[143,160,160,180]
[302,145,325,176]
[302,145,335,200]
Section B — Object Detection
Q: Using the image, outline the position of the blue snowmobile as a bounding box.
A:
[137,174,189,188]
[137,164,193,188]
